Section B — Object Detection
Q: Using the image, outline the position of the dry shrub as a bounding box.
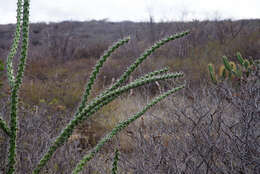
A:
[73,42,110,59]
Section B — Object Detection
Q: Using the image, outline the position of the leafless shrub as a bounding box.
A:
[115,77,259,174]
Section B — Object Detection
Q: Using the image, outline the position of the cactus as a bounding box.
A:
[236,52,245,65]
[209,52,260,85]
[218,61,237,80]
[111,149,119,174]
[208,63,217,84]
[223,56,233,72]
[0,0,189,173]
[218,65,227,79]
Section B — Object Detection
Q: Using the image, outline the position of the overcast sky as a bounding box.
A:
[1,0,260,24]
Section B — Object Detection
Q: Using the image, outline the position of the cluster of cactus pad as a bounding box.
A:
[208,52,260,84]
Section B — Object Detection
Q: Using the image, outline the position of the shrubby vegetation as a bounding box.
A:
[0,0,259,174]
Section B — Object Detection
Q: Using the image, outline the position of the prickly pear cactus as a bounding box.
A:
[208,52,260,85]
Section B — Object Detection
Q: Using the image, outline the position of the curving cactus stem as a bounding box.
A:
[218,65,227,79]
[223,56,233,72]
[228,61,237,79]
[219,56,238,80]
[236,52,245,65]
[111,149,119,174]
[208,64,217,84]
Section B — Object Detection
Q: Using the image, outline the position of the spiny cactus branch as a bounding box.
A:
[111,149,119,174]
[208,64,217,84]
[72,85,185,174]
[102,31,189,96]
[0,116,11,136]
[33,72,184,174]
[236,52,245,66]
[81,72,184,122]
[78,68,174,122]
[6,0,23,89]
[140,67,169,80]
[223,56,233,72]
[76,37,130,116]
[85,68,172,118]
[7,0,30,173]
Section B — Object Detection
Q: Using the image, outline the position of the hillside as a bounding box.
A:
[1,19,260,62]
